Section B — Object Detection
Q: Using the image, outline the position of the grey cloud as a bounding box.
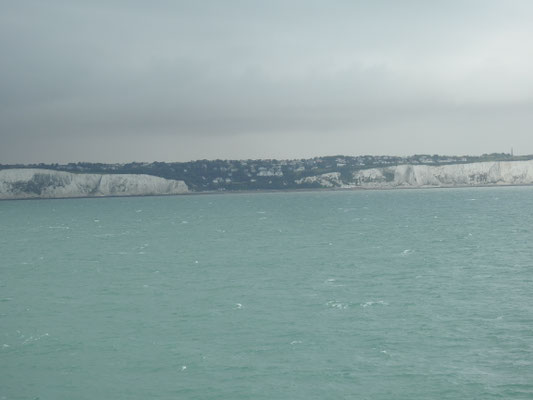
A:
[1,1,533,163]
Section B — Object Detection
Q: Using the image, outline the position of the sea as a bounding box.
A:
[1,187,533,399]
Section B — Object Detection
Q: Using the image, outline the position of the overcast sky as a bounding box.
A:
[1,0,533,163]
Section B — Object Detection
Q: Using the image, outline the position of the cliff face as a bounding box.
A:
[296,172,343,187]
[3,160,533,198]
[292,160,533,189]
[0,169,188,199]
[351,161,533,188]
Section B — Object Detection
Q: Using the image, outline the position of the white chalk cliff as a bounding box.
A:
[296,172,343,187]
[0,169,188,199]
[297,160,533,189]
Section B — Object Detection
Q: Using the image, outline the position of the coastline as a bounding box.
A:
[2,182,533,201]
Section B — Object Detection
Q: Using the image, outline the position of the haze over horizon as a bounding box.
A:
[2,1,533,164]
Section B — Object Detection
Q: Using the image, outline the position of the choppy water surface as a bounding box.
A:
[1,188,533,399]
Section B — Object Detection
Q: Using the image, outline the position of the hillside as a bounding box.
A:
[2,153,530,192]
[3,154,533,198]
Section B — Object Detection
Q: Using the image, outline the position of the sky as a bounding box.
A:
[1,0,533,163]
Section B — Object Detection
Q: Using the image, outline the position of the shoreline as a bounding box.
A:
[2,182,533,201]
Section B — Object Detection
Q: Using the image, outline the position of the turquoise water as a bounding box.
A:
[1,188,533,399]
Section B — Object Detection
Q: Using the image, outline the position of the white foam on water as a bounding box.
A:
[22,333,49,345]
[290,340,302,345]
[326,301,348,309]
[181,366,187,371]
[136,209,142,213]
[401,249,412,256]
[361,300,388,308]
[234,303,243,309]
[181,221,188,224]
[324,278,345,287]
